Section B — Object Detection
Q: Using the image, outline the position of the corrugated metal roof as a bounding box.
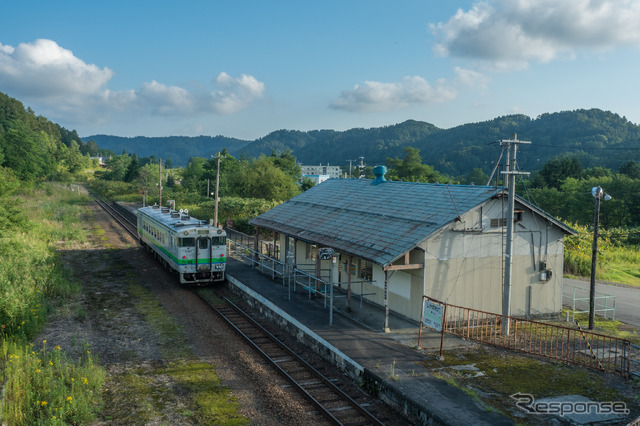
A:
[250,179,503,267]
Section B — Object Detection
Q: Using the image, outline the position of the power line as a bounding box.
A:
[487,141,639,151]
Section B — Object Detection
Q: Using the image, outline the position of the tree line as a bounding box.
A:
[0,92,112,182]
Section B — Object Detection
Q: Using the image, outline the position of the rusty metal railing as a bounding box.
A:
[443,303,631,377]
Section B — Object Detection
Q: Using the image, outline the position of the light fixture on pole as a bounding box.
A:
[589,186,611,330]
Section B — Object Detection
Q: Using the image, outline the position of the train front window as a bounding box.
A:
[198,238,209,250]
[178,237,195,247]
[211,236,226,245]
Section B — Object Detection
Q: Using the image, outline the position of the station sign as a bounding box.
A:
[318,248,334,260]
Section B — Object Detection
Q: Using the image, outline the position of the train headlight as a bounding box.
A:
[215,264,222,270]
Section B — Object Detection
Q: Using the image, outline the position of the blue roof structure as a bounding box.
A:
[250,178,574,268]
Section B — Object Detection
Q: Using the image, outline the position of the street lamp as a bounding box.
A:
[589,186,612,330]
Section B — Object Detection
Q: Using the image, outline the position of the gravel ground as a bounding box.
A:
[38,201,405,424]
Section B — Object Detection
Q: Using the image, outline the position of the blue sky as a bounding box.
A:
[1,0,639,140]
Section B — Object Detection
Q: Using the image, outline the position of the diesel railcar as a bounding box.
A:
[137,205,226,284]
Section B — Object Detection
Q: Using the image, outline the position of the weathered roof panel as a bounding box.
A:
[250,179,502,266]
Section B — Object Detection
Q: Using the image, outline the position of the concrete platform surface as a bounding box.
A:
[225,258,513,425]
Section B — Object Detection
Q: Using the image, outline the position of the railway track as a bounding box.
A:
[196,288,385,426]
[91,194,139,238]
[90,192,387,425]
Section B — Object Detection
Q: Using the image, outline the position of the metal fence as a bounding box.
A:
[226,233,379,314]
[442,303,632,377]
[631,343,640,379]
[226,231,331,302]
[563,283,616,321]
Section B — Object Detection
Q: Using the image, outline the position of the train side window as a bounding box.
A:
[178,237,195,247]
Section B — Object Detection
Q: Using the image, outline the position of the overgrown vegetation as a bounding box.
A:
[564,223,640,286]
[0,185,106,424]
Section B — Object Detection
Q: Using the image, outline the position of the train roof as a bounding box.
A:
[138,205,218,232]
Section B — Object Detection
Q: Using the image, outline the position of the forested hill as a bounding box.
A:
[84,108,640,175]
[243,109,640,176]
[0,91,99,181]
[84,135,251,165]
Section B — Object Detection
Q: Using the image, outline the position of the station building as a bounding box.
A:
[249,167,576,327]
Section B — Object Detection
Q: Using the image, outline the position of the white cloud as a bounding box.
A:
[331,68,485,113]
[207,72,266,114]
[0,39,265,124]
[138,81,195,115]
[431,0,640,67]
[0,39,113,98]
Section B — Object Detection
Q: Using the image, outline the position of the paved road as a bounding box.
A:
[563,278,640,327]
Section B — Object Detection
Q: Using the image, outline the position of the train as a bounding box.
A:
[137,204,226,284]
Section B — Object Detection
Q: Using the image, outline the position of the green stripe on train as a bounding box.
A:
[139,229,226,265]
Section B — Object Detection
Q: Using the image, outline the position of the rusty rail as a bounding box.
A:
[443,304,631,377]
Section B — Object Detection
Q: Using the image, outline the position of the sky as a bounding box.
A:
[1,0,640,140]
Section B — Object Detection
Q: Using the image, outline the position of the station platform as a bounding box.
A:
[225,258,513,425]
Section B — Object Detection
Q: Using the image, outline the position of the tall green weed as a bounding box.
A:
[0,184,105,424]
[564,223,640,286]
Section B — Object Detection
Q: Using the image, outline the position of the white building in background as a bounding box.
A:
[303,174,331,185]
[300,163,342,179]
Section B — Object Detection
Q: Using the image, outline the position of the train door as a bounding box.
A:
[196,236,212,271]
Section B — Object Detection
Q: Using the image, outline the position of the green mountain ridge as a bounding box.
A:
[84,108,640,176]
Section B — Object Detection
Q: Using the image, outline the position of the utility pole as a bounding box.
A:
[589,189,602,330]
[158,158,163,206]
[500,134,530,334]
[212,152,225,227]
[589,186,611,330]
[346,159,356,178]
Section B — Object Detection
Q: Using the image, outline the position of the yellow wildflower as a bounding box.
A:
[41,401,47,406]
[49,361,53,366]
[81,377,88,385]
[36,369,41,373]
[66,396,72,402]
[42,340,47,344]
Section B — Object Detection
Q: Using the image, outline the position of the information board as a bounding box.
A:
[422,299,444,332]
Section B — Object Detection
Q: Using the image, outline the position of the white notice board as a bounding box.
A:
[422,299,444,332]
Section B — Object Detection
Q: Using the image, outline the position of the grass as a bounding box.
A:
[0,184,106,425]
[423,346,638,423]
[565,224,640,287]
[0,339,105,425]
[0,183,247,424]
[559,310,640,345]
[117,280,248,423]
